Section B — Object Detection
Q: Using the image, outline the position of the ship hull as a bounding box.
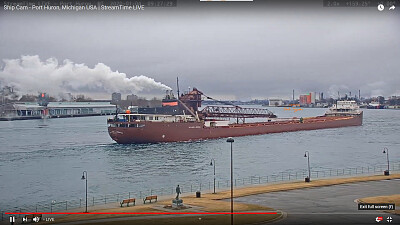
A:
[108,113,363,144]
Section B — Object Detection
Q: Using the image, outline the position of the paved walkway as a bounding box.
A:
[235,179,400,224]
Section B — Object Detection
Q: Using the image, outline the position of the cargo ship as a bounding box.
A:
[107,88,363,144]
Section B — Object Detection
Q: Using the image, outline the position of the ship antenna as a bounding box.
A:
[177,77,180,97]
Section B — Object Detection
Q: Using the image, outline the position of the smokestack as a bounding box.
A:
[359,90,361,100]
[292,89,294,102]
[177,77,180,97]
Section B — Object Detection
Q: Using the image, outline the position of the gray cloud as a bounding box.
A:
[0,3,399,100]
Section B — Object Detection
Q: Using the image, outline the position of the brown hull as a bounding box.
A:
[108,113,362,144]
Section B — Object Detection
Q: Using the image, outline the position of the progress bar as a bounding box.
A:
[200,0,254,2]
[5,212,278,215]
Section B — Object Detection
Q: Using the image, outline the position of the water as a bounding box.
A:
[0,107,399,211]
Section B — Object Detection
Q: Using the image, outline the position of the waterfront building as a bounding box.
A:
[268,99,283,107]
[1,102,116,120]
[310,92,316,104]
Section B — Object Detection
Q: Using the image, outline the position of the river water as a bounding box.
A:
[0,107,399,211]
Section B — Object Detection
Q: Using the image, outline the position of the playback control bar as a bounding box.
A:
[358,203,395,210]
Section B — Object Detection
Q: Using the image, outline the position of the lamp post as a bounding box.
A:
[383,147,389,176]
[210,159,216,194]
[226,137,234,225]
[304,151,311,182]
[81,171,88,213]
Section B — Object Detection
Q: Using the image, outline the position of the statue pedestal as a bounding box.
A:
[172,198,183,207]
[163,199,190,210]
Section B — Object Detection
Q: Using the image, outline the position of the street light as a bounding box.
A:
[304,151,311,182]
[210,159,216,194]
[383,147,390,176]
[81,171,88,213]
[226,137,234,225]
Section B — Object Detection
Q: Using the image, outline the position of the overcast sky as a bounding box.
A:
[1,1,399,100]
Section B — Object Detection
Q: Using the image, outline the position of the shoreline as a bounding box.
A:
[4,173,397,225]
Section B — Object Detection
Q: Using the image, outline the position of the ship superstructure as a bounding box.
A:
[325,100,362,117]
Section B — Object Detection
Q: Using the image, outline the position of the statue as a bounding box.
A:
[176,185,181,199]
[171,184,184,208]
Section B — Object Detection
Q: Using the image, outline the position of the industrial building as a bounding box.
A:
[299,92,316,105]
